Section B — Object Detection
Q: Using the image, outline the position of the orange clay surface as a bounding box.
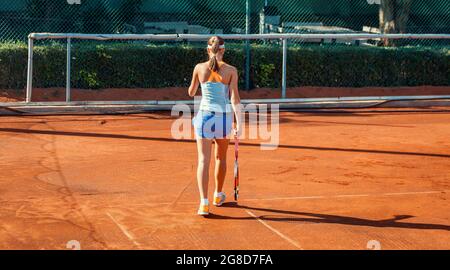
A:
[1,85,450,102]
[0,108,449,250]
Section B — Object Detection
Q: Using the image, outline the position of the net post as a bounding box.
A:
[66,37,72,103]
[26,36,34,103]
[282,38,287,99]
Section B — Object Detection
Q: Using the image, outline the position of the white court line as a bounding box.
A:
[106,212,142,249]
[335,194,370,198]
[237,190,448,203]
[383,191,442,196]
[245,210,303,250]
[134,189,448,207]
[242,195,325,202]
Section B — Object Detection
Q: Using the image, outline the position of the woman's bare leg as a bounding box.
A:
[214,138,229,194]
[196,138,212,201]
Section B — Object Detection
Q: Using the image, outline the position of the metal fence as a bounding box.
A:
[1,0,449,42]
[25,32,450,103]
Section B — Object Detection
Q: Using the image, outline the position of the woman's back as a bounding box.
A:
[197,61,234,113]
[196,61,234,85]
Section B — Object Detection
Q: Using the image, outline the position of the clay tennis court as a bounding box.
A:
[0,107,449,250]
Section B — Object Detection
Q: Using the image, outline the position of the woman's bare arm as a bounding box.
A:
[188,65,200,97]
[229,67,242,136]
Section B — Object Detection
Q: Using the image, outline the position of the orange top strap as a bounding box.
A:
[206,62,225,83]
[207,70,223,83]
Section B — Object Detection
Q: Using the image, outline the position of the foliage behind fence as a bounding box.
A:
[1,43,448,90]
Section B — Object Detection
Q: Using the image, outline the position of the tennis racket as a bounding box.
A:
[233,135,239,201]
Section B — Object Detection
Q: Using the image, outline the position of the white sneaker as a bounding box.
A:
[197,204,209,216]
[213,193,226,207]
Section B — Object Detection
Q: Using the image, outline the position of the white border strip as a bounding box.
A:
[29,33,179,41]
[3,95,450,107]
[29,33,450,41]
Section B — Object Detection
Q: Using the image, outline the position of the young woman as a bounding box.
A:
[188,36,242,216]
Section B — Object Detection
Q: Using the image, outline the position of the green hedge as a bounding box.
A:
[0,42,448,90]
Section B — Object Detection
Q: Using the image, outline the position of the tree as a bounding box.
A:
[81,1,114,33]
[117,0,143,33]
[379,0,413,46]
[25,0,82,33]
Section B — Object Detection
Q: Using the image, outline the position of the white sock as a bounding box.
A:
[214,192,225,198]
[201,198,209,205]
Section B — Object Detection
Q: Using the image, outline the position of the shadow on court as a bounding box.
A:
[288,109,450,116]
[206,202,450,231]
[278,117,416,128]
[0,112,174,123]
[1,127,449,159]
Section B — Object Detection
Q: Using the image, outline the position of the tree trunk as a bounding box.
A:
[379,0,412,46]
[379,0,396,46]
[380,0,396,34]
[396,0,412,33]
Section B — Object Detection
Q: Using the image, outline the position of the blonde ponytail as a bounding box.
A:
[207,36,225,72]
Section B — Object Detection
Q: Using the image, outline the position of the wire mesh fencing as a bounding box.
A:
[0,1,449,102]
[0,0,449,44]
